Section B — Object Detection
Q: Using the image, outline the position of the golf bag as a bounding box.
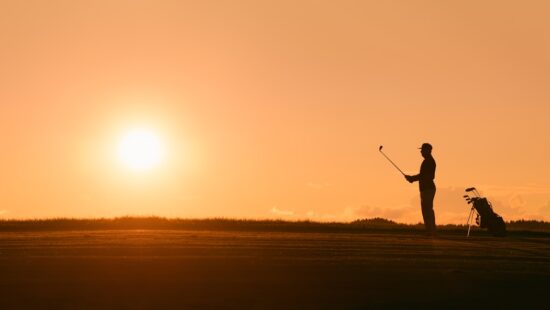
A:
[464,188,506,237]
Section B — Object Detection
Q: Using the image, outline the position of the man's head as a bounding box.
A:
[419,143,433,158]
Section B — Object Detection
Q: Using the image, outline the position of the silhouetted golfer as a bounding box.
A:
[405,143,437,236]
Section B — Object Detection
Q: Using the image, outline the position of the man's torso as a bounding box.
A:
[419,156,436,192]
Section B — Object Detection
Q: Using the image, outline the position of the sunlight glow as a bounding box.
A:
[117,129,165,171]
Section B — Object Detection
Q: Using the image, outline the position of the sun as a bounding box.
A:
[117,128,165,171]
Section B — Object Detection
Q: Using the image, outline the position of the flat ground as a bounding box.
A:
[0,230,548,309]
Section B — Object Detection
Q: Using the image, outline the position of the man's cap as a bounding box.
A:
[419,143,433,151]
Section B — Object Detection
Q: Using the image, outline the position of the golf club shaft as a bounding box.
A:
[379,151,405,176]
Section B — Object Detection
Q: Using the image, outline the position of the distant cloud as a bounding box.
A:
[305,210,339,221]
[303,205,419,223]
[343,205,417,222]
[540,201,550,215]
[482,184,550,195]
[270,206,295,217]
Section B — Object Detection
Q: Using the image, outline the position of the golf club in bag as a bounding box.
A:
[463,187,506,237]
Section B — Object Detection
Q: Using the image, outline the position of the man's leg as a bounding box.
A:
[420,189,436,234]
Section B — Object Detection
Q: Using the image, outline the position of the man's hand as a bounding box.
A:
[405,175,413,183]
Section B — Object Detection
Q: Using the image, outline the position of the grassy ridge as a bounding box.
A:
[0,217,548,234]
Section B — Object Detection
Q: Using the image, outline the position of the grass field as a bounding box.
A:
[0,219,549,309]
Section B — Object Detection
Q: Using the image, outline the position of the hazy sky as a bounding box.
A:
[1,0,549,223]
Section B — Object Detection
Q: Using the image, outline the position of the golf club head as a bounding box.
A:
[379,145,383,151]
[465,187,476,192]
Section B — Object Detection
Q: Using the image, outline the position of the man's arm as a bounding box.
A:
[405,174,419,183]
[409,174,420,181]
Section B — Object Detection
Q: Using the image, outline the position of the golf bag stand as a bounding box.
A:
[466,205,476,237]
[465,187,481,237]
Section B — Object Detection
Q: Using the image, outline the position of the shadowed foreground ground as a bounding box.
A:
[0,229,548,309]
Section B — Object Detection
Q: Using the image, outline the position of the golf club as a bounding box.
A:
[465,187,481,197]
[378,145,405,176]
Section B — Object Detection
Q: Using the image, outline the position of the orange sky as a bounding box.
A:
[1,1,549,223]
